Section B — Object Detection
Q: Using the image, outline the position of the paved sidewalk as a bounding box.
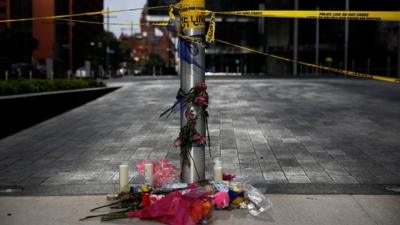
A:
[1,195,399,225]
[0,78,399,195]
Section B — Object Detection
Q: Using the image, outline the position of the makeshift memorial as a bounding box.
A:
[81,173,272,224]
[81,2,273,224]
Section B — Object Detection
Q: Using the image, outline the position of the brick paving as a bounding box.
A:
[0,77,399,195]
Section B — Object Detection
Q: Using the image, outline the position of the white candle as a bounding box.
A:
[213,159,223,182]
[144,162,153,185]
[119,165,129,193]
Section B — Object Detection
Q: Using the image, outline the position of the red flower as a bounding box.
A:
[142,193,151,208]
[194,96,208,106]
[222,173,236,181]
[195,82,207,91]
[192,134,206,145]
[173,138,182,148]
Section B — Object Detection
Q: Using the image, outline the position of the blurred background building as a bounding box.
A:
[120,8,176,75]
[0,0,9,32]
[0,0,104,78]
[32,0,104,75]
[0,0,399,78]
[147,0,400,77]
[0,0,34,68]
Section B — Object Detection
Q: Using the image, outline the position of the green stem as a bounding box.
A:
[101,212,129,222]
[90,200,123,212]
[79,210,126,221]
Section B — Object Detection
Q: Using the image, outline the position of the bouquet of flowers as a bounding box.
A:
[127,186,212,225]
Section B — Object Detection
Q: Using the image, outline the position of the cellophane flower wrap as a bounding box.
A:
[128,186,213,225]
[136,160,179,188]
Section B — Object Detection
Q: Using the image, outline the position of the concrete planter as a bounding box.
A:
[0,87,119,139]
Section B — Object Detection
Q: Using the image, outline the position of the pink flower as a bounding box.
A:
[198,90,208,98]
[136,160,154,176]
[192,134,206,145]
[194,96,208,106]
[173,138,182,148]
[157,160,176,171]
[195,82,207,91]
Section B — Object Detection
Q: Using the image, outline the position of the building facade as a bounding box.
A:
[0,0,9,32]
[71,1,104,71]
[120,9,175,74]
[0,0,104,76]
[147,0,400,77]
[0,0,34,71]
[32,0,104,74]
[32,0,55,61]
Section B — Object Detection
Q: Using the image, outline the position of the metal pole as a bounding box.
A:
[293,0,299,76]
[315,6,320,76]
[398,20,400,77]
[344,0,350,71]
[180,0,206,183]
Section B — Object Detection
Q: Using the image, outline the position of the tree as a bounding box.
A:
[85,31,133,71]
[145,53,165,74]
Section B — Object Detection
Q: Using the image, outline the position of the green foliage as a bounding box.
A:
[146,53,165,68]
[145,53,166,74]
[0,79,105,96]
[87,31,133,70]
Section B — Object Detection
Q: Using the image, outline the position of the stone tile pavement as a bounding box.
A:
[0,77,399,195]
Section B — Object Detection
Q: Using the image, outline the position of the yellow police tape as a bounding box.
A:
[177,0,205,9]
[0,5,169,24]
[215,10,400,21]
[180,10,207,30]
[56,18,168,27]
[179,0,206,31]
[205,13,216,43]
[215,38,400,84]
